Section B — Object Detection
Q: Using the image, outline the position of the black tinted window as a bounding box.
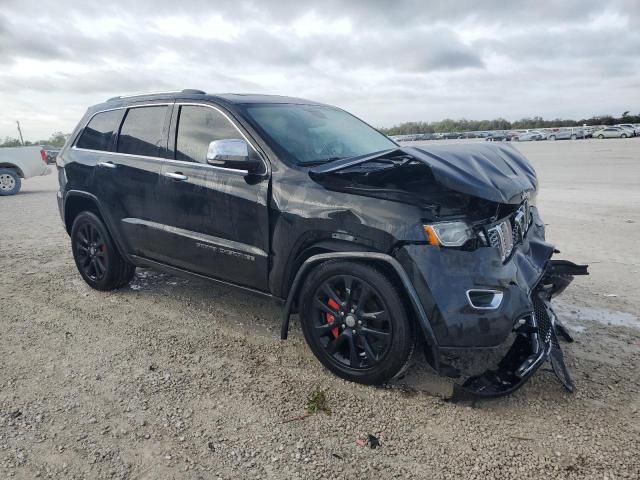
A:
[117,106,167,157]
[76,110,122,151]
[176,105,242,163]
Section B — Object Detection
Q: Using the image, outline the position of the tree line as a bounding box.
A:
[0,131,68,149]
[379,112,640,135]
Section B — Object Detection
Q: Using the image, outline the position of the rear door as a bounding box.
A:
[95,103,172,258]
[70,107,125,224]
[151,103,270,291]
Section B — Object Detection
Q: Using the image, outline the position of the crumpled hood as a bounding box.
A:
[310,143,537,204]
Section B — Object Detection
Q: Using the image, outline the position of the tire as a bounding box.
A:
[0,169,21,196]
[598,134,604,139]
[299,261,415,385]
[621,133,627,138]
[71,211,135,291]
[549,135,556,141]
[571,134,577,140]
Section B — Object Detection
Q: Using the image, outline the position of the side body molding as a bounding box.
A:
[280,251,440,373]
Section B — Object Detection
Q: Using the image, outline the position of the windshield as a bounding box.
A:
[242,104,396,165]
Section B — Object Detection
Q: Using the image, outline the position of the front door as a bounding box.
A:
[151,103,270,291]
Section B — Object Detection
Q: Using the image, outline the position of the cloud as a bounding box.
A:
[0,1,638,139]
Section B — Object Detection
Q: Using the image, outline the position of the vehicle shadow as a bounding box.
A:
[10,190,52,196]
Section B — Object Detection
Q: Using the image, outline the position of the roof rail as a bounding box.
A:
[107,89,206,102]
[181,89,206,95]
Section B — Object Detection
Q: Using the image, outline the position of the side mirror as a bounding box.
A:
[206,139,262,173]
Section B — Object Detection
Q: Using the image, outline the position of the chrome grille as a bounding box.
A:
[486,201,532,262]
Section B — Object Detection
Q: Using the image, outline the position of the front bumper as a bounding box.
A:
[396,207,588,396]
[458,264,587,397]
[397,208,553,349]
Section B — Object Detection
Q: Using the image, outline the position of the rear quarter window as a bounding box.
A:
[117,106,168,157]
[76,110,122,151]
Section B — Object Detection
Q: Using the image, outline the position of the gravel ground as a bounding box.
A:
[1,139,639,479]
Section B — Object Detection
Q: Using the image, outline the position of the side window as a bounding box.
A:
[117,106,168,157]
[175,105,242,163]
[76,110,122,151]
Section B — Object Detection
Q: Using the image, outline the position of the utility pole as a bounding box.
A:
[16,121,24,145]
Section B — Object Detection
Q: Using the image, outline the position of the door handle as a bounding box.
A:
[164,171,188,181]
[98,161,116,169]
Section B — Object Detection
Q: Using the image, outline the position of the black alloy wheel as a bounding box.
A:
[75,221,107,282]
[71,211,136,290]
[300,261,415,385]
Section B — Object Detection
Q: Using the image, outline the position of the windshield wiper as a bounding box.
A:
[302,156,348,166]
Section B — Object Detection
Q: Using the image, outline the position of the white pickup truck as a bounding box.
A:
[0,146,51,195]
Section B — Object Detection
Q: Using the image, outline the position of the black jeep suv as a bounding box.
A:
[57,90,587,396]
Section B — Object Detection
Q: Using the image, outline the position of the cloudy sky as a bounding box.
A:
[1,0,638,140]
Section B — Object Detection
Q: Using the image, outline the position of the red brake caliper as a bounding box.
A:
[325,298,340,339]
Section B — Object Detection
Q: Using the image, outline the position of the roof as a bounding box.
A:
[99,89,322,109]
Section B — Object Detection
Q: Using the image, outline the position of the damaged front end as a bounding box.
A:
[309,143,588,397]
[459,260,589,397]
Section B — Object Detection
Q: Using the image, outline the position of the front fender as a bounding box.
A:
[279,251,441,372]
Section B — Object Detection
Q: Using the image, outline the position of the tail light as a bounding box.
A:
[40,149,47,164]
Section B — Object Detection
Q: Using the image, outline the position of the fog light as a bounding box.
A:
[466,289,503,310]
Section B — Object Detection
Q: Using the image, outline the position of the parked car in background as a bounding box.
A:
[534,130,548,140]
[442,132,463,139]
[0,145,51,195]
[512,130,543,141]
[547,128,584,141]
[415,133,437,141]
[593,127,631,139]
[485,131,508,141]
[615,124,637,136]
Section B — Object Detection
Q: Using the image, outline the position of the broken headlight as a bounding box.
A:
[423,221,474,247]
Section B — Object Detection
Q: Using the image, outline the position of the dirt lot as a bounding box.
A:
[1,138,639,479]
